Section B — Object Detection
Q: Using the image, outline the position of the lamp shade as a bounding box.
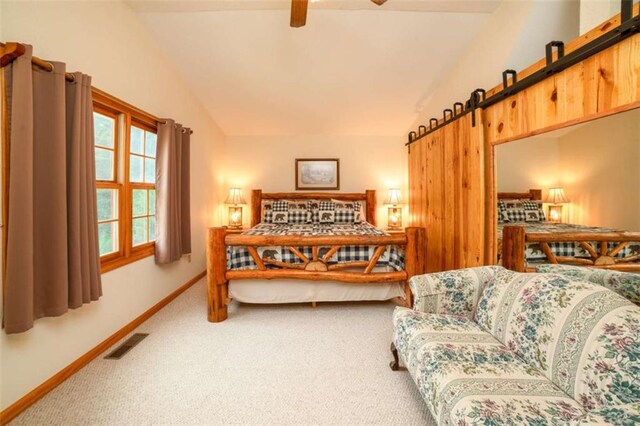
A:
[385,188,402,205]
[545,187,569,204]
[224,188,246,205]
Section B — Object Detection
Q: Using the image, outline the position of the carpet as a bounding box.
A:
[10,280,435,425]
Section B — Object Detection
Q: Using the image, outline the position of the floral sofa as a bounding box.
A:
[392,266,640,425]
[534,264,640,305]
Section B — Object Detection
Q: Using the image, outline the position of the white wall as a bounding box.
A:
[579,0,640,35]
[0,0,227,410]
[410,0,580,130]
[558,109,640,230]
[495,136,561,193]
[224,135,408,227]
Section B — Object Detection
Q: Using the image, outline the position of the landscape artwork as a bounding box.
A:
[295,158,340,190]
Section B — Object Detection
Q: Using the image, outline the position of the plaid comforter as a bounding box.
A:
[227,222,405,271]
[498,221,640,264]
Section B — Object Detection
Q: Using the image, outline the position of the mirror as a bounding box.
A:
[494,108,640,269]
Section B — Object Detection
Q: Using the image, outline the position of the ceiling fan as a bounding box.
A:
[290,0,388,27]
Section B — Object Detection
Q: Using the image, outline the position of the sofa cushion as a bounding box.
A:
[574,402,640,425]
[535,264,640,305]
[476,269,640,410]
[392,307,585,425]
[409,266,503,319]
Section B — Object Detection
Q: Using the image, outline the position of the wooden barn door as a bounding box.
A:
[408,112,485,272]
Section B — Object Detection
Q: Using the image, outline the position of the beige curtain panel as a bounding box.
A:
[3,45,102,334]
[155,120,191,264]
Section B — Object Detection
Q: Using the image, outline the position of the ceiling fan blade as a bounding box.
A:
[370,0,388,5]
[290,0,308,27]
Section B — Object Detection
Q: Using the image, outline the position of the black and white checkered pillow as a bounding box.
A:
[319,201,336,211]
[272,200,289,212]
[272,211,289,224]
[307,200,320,223]
[521,199,545,221]
[524,210,542,222]
[319,210,336,223]
[504,208,527,222]
[288,209,311,224]
[334,209,356,223]
[332,200,362,223]
[497,200,509,223]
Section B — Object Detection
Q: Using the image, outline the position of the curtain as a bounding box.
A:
[155,119,191,264]
[3,45,102,334]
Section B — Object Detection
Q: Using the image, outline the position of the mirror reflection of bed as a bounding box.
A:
[495,108,640,272]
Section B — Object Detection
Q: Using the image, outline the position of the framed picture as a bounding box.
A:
[295,158,340,190]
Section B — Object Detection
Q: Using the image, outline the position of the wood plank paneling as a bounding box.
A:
[485,35,640,145]
[408,113,485,272]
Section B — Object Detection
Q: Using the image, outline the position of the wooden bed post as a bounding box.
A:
[207,227,229,322]
[404,227,427,308]
[365,189,377,226]
[251,189,262,227]
[502,226,526,272]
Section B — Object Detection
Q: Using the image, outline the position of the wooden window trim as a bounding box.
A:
[93,91,158,274]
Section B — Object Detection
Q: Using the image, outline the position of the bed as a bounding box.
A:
[497,189,640,272]
[206,189,427,322]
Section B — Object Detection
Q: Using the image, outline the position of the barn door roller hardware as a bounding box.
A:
[502,70,517,89]
[545,41,565,68]
[406,0,639,146]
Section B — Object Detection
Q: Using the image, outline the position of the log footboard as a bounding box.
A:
[206,226,427,322]
[502,225,640,272]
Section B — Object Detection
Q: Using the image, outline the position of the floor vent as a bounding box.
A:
[104,333,149,360]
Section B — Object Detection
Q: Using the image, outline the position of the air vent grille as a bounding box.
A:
[104,333,149,360]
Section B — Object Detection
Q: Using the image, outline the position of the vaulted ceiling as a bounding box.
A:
[129,1,500,136]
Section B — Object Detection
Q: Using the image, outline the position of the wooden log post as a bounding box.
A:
[404,227,427,308]
[251,189,262,227]
[502,226,526,272]
[366,189,377,226]
[207,227,229,322]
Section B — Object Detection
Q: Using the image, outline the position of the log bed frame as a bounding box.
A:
[206,189,427,322]
[499,189,640,272]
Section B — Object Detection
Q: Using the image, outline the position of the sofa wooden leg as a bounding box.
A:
[389,342,405,371]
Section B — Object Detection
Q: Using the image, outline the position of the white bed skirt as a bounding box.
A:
[229,280,405,304]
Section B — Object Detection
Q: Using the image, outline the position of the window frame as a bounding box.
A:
[93,92,157,273]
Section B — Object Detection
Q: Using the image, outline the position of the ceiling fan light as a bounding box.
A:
[370,0,388,5]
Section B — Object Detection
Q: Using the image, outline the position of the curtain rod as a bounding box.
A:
[1,42,194,134]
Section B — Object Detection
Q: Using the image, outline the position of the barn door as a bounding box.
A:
[408,111,486,272]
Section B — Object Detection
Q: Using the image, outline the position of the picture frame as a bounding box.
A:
[295,158,340,190]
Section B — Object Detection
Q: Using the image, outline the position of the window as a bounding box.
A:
[93,92,157,272]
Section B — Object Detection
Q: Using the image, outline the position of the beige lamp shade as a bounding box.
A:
[225,188,246,205]
[385,188,402,205]
[545,187,569,204]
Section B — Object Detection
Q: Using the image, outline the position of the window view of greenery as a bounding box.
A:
[130,125,157,247]
[94,112,115,181]
[130,126,157,183]
[132,188,156,246]
[97,189,118,255]
[93,103,157,266]
[94,111,119,256]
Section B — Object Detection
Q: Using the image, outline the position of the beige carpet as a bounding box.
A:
[10,280,435,425]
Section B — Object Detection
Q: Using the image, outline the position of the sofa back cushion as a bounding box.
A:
[410,266,503,319]
[476,269,640,410]
[535,264,640,305]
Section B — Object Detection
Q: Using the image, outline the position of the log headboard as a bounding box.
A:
[497,189,542,201]
[250,189,377,227]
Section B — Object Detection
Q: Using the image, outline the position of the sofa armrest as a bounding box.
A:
[410,266,504,318]
[573,403,640,425]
